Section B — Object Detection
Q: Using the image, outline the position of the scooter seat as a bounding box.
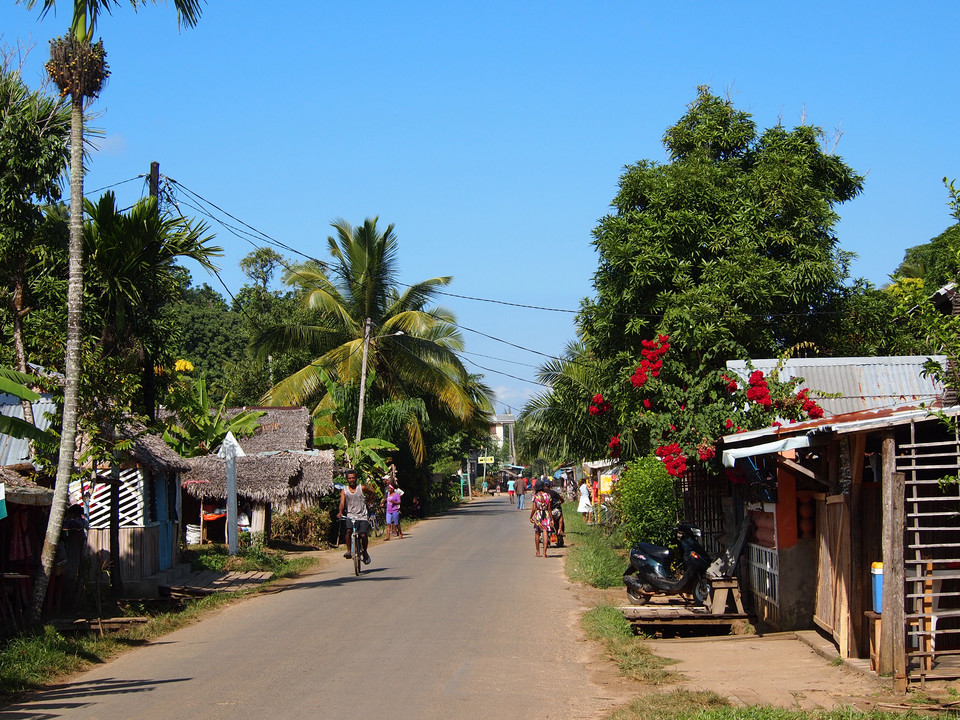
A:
[633,542,672,563]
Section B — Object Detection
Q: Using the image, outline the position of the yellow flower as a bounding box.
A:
[175,359,195,373]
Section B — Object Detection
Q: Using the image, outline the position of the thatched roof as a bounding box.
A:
[129,432,190,472]
[181,450,335,504]
[1,466,54,506]
[229,407,312,454]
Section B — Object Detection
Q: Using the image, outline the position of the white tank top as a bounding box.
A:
[344,485,367,520]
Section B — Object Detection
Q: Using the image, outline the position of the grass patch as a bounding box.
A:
[608,700,922,720]
[0,549,316,704]
[563,504,627,588]
[582,606,678,684]
[181,542,290,573]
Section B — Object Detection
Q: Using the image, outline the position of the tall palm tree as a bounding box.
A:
[255,218,488,465]
[20,0,203,619]
[518,341,614,463]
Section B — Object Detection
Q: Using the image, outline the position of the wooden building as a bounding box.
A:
[179,407,335,541]
[721,405,960,687]
[68,432,191,597]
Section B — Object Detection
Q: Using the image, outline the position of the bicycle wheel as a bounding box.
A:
[373,508,385,537]
[352,532,361,576]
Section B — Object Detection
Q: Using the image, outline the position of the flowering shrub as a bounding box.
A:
[589,335,827,474]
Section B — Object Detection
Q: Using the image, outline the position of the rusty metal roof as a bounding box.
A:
[726,356,946,417]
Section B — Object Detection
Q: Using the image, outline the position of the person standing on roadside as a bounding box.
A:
[507,477,516,504]
[517,475,527,510]
[384,483,404,540]
[578,477,592,522]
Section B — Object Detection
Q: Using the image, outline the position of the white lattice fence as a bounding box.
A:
[747,542,780,628]
[69,468,145,528]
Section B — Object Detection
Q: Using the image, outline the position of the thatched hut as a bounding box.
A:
[179,407,335,540]
[67,429,191,596]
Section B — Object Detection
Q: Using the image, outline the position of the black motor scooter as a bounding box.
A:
[622,523,713,605]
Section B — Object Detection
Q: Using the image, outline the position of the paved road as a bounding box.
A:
[3,497,620,720]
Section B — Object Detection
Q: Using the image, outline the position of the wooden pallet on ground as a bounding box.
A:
[618,604,749,625]
[161,570,273,598]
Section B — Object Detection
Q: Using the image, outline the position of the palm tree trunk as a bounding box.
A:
[31,97,85,621]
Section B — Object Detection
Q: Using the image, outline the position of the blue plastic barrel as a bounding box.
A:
[871,562,883,614]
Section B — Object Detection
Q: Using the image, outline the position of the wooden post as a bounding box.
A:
[880,430,906,690]
[850,432,866,656]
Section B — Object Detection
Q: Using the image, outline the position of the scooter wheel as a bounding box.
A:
[694,577,712,606]
[627,587,649,605]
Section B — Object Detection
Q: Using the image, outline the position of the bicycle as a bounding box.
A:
[341,517,364,575]
[369,505,386,538]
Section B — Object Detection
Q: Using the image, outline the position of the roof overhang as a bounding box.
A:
[721,405,960,467]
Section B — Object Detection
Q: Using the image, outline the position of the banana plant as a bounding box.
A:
[0,367,51,443]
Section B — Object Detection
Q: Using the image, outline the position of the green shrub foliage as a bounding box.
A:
[614,456,681,547]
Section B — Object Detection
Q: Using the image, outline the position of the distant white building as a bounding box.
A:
[490,413,516,463]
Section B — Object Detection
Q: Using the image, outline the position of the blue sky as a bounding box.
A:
[2,1,958,413]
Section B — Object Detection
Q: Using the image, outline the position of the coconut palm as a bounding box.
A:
[254,218,489,465]
[518,341,616,463]
[20,0,204,617]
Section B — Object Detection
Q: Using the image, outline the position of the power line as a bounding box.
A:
[462,357,547,388]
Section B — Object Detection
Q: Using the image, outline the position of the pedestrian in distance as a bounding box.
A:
[517,475,527,510]
[530,480,552,557]
[337,469,376,565]
[384,483,404,540]
[507,477,516,504]
[578,478,592,522]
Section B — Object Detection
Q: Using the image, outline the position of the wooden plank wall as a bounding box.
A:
[86,526,160,582]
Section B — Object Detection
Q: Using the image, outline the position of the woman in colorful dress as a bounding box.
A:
[529,480,553,558]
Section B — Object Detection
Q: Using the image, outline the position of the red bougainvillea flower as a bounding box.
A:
[721,374,738,392]
[724,418,734,429]
[697,443,716,461]
[643,398,652,410]
[655,442,687,476]
[608,434,621,458]
[588,393,611,416]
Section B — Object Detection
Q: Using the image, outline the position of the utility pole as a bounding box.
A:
[355,317,373,446]
[149,161,159,204]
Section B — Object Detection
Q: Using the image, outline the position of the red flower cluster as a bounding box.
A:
[721,374,738,392]
[796,388,824,420]
[630,335,670,388]
[655,442,687,477]
[608,434,621,458]
[745,370,772,408]
[724,418,734,429]
[696,442,716,461]
[589,392,612,416]
[643,398,652,410]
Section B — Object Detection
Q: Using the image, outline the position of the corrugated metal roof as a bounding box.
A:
[0,393,57,467]
[726,356,946,417]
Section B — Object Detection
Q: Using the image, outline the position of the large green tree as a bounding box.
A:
[0,65,70,421]
[579,86,864,368]
[19,0,203,619]
[530,88,866,467]
[255,218,489,466]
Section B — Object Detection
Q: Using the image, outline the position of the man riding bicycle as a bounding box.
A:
[337,469,376,565]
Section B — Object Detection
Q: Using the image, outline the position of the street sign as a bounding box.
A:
[478,456,495,464]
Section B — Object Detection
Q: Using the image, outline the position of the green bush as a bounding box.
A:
[271,503,335,548]
[614,456,681,547]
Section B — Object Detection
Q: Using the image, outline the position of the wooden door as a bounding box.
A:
[814,494,854,656]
